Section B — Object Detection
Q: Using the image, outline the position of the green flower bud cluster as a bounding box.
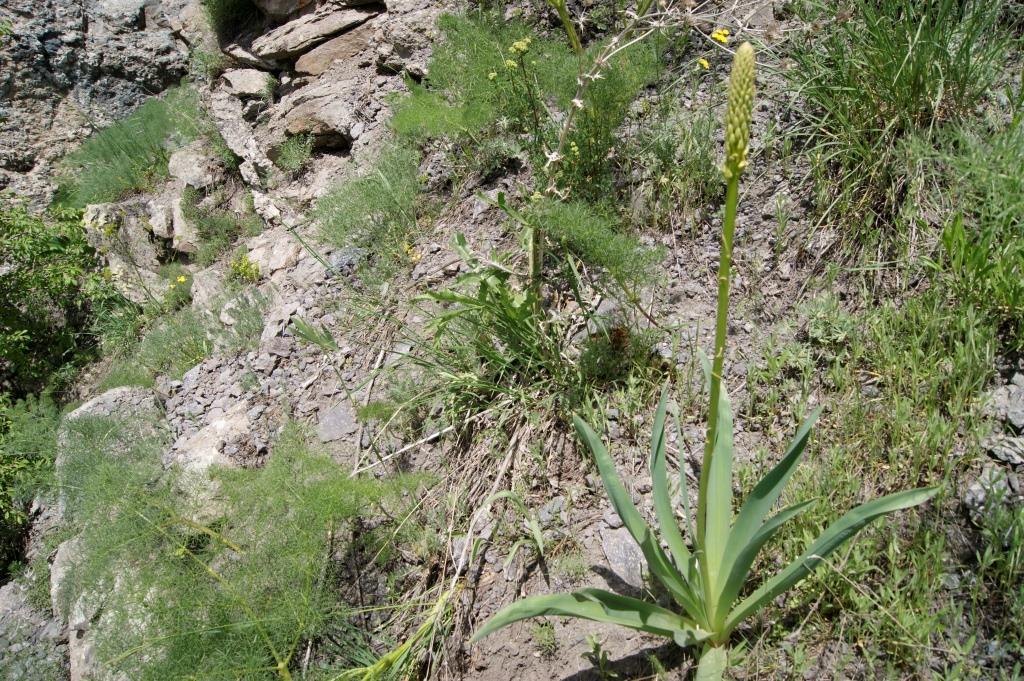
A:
[723,42,755,180]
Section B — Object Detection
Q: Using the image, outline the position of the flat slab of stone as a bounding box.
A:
[317,402,358,442]
[294,20,375,75]
[599,525,644,589]
[221,68,276,99]
[251,6,378,59]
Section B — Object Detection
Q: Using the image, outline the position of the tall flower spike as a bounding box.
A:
[723,42,755,181]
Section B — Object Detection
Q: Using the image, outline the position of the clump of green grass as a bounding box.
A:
[315,144,423,277]
[918,124,1024,352]
[55,88,207,208]
[58,415,425,680]
[272,134,314,174]
[180,186,264,266]
[788,0,1007,233]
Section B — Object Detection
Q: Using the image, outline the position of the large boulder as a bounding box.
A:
[250,6,378,59]
[209,89,276,186]
[276,73,363,148]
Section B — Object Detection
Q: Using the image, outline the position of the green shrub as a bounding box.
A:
[201,0,259,41]
[788,0,1007,230]
[0,203,116,395]
[272,134,314,174]
[55,87,207,209]
[315,144,423,273]
[390,13,659,199]
[0,396,60,574]
[59,416,423,680]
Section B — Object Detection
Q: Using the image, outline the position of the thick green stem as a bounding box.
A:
[548,0,583,56]
[697,172,739,559]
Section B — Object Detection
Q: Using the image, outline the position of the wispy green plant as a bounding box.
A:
[290,317,339,352]
[54,88,207,208]
[471,44,938,679]
[59,417,423,680]
[315,144,423,277]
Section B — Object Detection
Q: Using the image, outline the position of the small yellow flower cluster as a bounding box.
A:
[504,59,517,69]
[698,57,710,70]
[403,242,422,264]
[488,71,498,81]
[509,37,532,55]
[711,27,730,44]
[177,275,187,283]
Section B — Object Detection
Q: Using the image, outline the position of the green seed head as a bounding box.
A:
[723,42,755,181]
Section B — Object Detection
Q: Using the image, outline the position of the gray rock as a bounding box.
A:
[209,89,276,186]
[171,193,201,253]
[0,0,188,204]
[251,6,378,59]
[247,229,302,274]
[221,69,275,99]
[986,435,1024,469]
[600,526,644,588]
[317,402,358,442]
[965,466,1023,525]
[168,141,224,189]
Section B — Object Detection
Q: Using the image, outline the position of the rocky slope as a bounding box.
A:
[2,1,1021,679]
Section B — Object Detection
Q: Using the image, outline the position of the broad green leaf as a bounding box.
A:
[714,500,813,629]
[724,486,939,632]
[695,645,729,681]
[650,385,693,577]
[703,372,735,595]
[470,588,709,646]
[573,416,701,616]
[715,411,819,609]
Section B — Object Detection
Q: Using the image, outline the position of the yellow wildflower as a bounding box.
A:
[176,275,187,283]
[504,59,517,69]
[698,57,710,69]
[509,38,531,55]
[530,191,544,202]
[711,27,730,44]
[488,71,497,81]
[168,283,176,290]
